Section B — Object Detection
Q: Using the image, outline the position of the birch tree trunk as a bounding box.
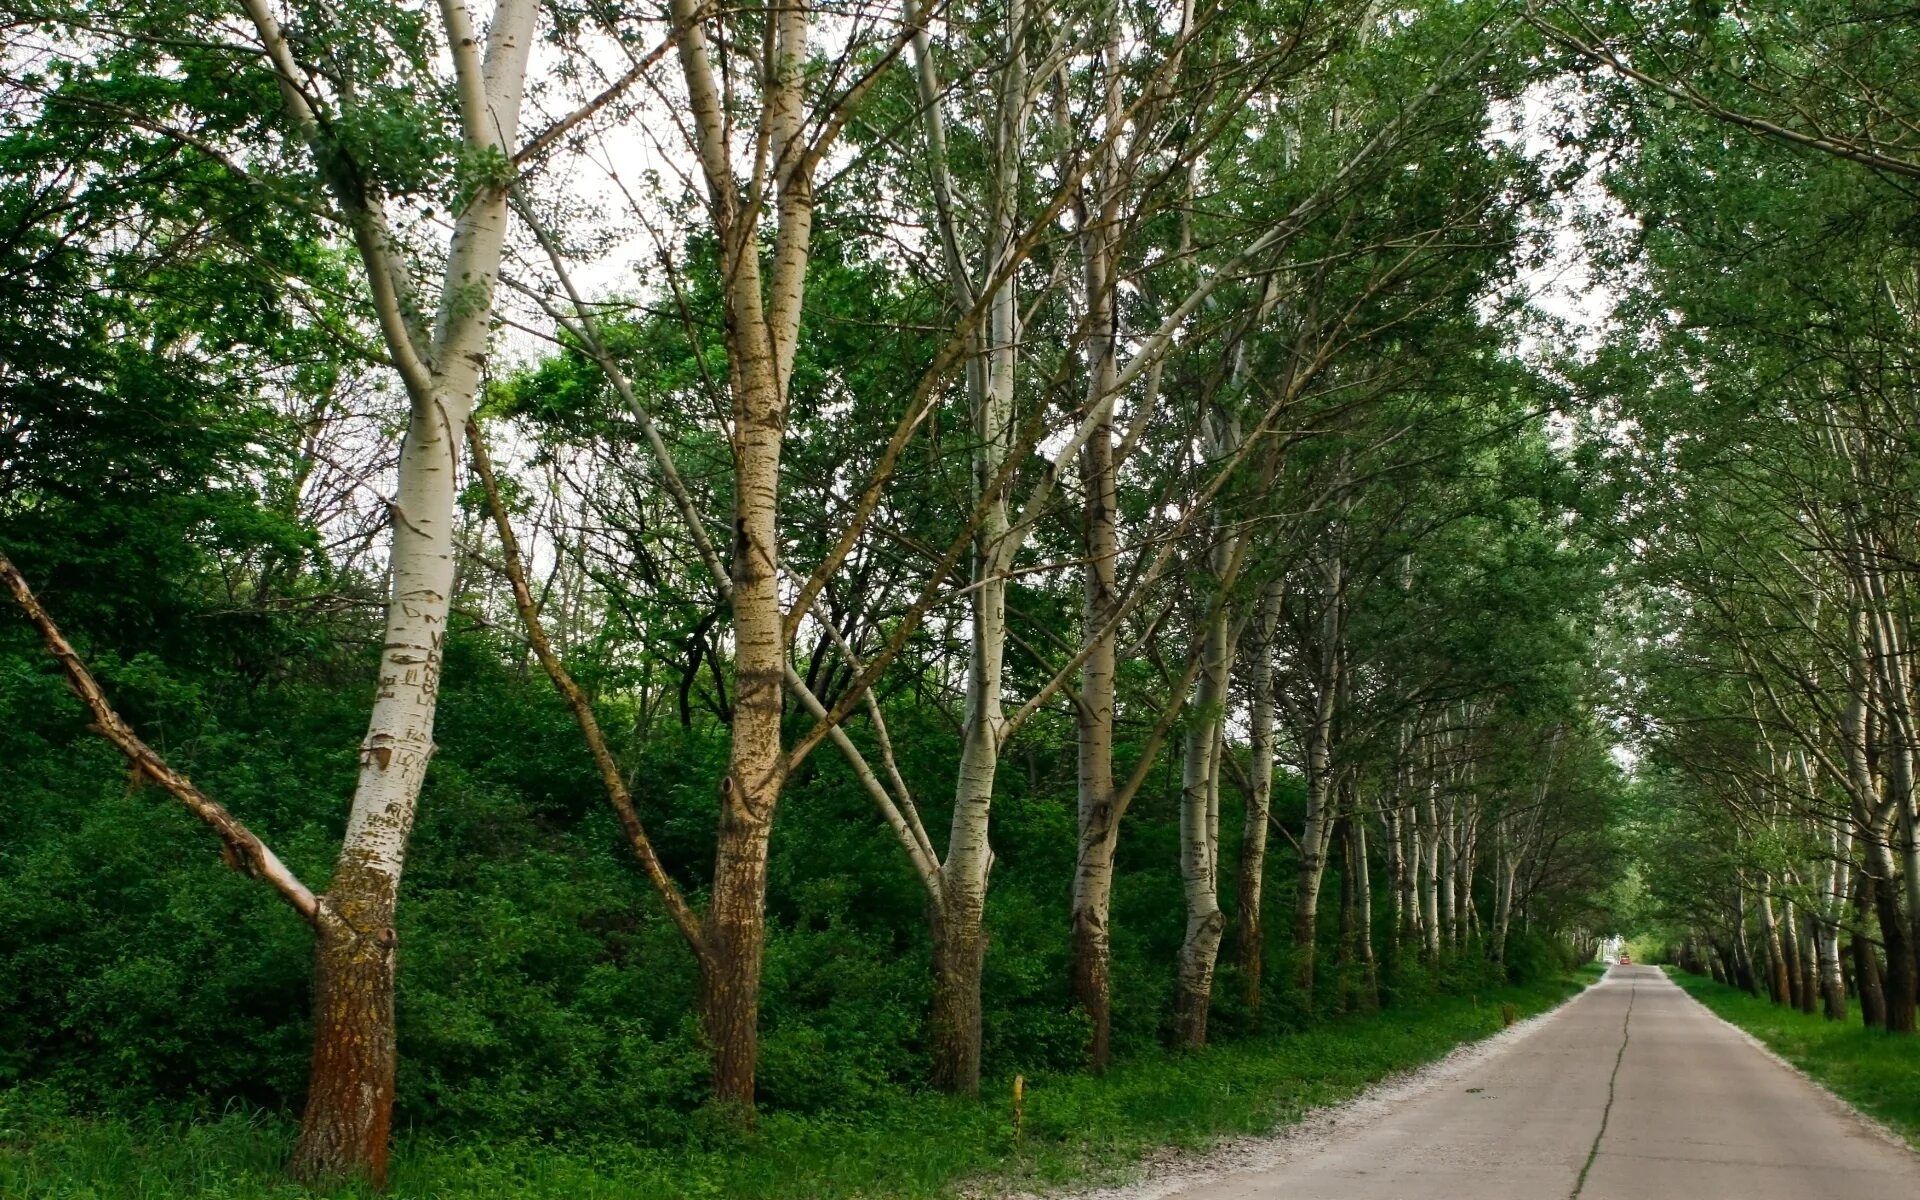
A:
[248,0,539,1179]
[1071,296,1122,1074]
[1863,825,1917,1031]
[1233,579,1284,1016]
[1419,757,1441,958]
[1732,882,1760,995]
[1352,804,1377,1008]
[1760,887,1791,1006]
[1172,631,1230,1048]
[1291,564,1343,1008]
[920,0,1027,1094]
[667,0,818,1108]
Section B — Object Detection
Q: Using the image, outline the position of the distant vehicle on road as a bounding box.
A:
[1618,952,1631,964]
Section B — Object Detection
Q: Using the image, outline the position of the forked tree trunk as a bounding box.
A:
[255,0,536,1175]
[1171,385,1248,1048]
[667,0,818,1109]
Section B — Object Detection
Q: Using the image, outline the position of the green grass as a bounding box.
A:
[0,972,1594,1200]
[1665,967,1920,1149]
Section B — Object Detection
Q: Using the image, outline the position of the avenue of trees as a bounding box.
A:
[13,0,1914,1190]
[1566,4,1920,1031]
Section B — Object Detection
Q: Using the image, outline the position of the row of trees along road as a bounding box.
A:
[1548,2,1920,1030]
[0,0,1662,1188]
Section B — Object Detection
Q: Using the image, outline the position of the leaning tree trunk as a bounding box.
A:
[1760,889,1791,1006]
[248,0,538,1179]
[289,395,462,1181]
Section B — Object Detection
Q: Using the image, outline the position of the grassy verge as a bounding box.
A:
[1664,967,1920,1149]
[1,970,1595,1200]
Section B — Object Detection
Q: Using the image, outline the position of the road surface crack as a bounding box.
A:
[1570,977,1637,1199]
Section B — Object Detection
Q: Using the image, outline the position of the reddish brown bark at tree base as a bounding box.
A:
[930,909,986,1095]
[1071,909,1112,1074]
[1169,952,1217,1050]
[289,876,397,1188]
[701,806,773,1113]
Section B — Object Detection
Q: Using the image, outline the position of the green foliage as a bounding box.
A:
[0,0,1639,1188]
[0,970,1595,1200]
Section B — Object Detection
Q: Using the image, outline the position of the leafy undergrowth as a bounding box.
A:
[1666,967,1920,1149]
[0,971,1593,1200]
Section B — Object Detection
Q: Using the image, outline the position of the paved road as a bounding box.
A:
[1168,964,1920,1199]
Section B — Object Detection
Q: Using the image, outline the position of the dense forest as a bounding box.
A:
[1,0,1915,1195]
